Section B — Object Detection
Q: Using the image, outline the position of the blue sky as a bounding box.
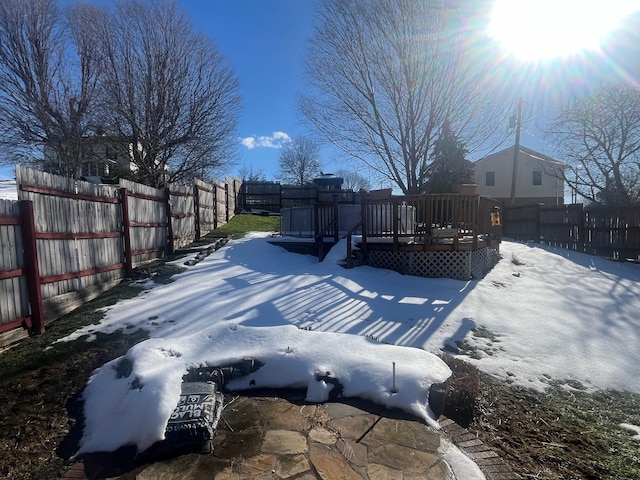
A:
[180,0,316,181]
[182,1,640,185]
[0,0,316,182]
[1,1,638,184]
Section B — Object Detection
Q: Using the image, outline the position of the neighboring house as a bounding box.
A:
[474,145,565,206]
[43,136,132,183]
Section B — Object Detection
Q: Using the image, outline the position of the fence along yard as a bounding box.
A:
[120,178,168,265]
[17,166,123,323]
[0,199,30,344]
[0,167,239,347]
[503,203,640,261]
[239,181,357,213]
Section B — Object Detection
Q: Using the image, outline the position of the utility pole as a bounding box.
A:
[510,97,523,206]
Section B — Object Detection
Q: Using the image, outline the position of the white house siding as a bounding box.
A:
[473,146,564,206]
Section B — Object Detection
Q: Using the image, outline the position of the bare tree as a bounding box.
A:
[278,136,321,185]
[547,84,640,205]
[334,169,370,191]
[301,0,514,194]
[0,0,101,176]
[95,0,241,187]
[237,165,266,182]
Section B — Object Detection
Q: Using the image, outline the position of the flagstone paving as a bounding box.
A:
[64,390,519,479]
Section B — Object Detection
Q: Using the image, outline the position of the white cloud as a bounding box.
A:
[241,137,256,149]
[241,131,291,149]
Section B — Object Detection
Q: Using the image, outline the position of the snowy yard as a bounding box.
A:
[59,233,640,454]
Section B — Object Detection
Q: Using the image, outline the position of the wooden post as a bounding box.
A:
[224,179,229,223]
[194,184,201,240]
[314,204,323,260]
[360,191,368,260]
[120,188,133,277]
[392,198,399,250]
[19,200,45,334]
[213,183,218,229]
[535,204,541,243]
[578,203,586,254]
[240,181,246,212]
[332,194,339,243]
[165,187,174,255]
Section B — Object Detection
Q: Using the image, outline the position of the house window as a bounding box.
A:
[82,162,97,177]
[485,171,495,186]
[532,170,542,186]
[105,145,118,160]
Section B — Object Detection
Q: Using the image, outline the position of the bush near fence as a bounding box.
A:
[0,166,240,347]
[503,203,640,261]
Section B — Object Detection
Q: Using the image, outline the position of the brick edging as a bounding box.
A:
[439,417,521,480]
[57,462,86,479]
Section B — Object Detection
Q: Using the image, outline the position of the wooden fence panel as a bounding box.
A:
[195,179,215,238]
[214,179,227,228]
[502,204,540,241]
[241,181,281,212]
[169,184,196,250]
[232,178,242,215]
[15,167,122,321]
[120,179,167,265]
[2,168,240,342]
[539,204,583,251]
[584,206,640,260]
[282,186,317,209]
[503,203,640,261]
[0,199,30,341]
[15,167,123,316]
[226,177,237,218]
[240,181,357,213]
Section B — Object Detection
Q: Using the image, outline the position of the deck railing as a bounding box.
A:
[313,199,340,261]
[360,194,483,251]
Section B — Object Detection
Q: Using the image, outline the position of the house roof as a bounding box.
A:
[474,145,564,166]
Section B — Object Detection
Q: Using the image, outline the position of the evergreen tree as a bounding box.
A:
[427,120,474,193]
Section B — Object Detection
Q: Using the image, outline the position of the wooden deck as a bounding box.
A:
[361,235,492,252]
[320,193,503,257]
[311,192,502,278]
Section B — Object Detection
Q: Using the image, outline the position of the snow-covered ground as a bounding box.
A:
[0,180,17,200]
[59,233,640,459]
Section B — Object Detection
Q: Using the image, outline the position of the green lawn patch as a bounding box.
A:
[210,213,280,239]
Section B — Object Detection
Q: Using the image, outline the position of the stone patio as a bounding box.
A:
[75,390,456,480]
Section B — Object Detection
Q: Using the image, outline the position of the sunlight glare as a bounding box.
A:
[490,0,639,60]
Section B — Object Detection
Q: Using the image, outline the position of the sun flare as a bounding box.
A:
[489,0,639,60]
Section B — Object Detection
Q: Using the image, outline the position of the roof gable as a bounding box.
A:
[474,145,562,166]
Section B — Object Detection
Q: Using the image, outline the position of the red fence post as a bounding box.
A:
[120,188,133,276]
[19,200,45,334]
